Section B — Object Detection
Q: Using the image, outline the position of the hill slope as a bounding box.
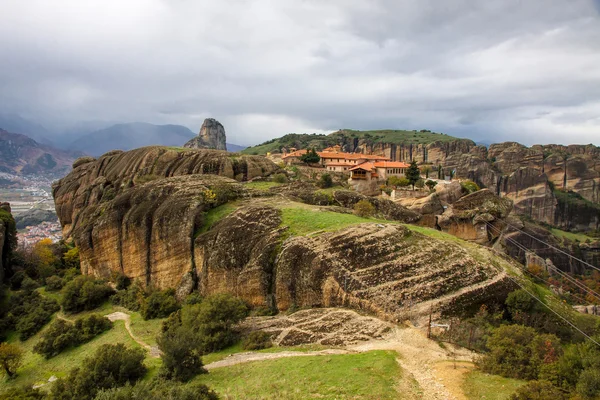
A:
[0,129,82,178]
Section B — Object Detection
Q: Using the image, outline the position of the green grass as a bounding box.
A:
[129,313,165,348]
[202,342,328,364]
[550,228,593,243]
[244,181,284,190]
[280,207,392,236]
[2,319,146,391]
[196,350,409,400]
[463,370,524,400]
[196,202,240,236]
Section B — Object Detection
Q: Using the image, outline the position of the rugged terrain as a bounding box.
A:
[53,147,519,321]
[247,131,600,232]
[0,129,82,178]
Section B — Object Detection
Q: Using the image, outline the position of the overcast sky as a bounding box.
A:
[1,0,600,146]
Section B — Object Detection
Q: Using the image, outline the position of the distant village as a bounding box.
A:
[17,220,63,248]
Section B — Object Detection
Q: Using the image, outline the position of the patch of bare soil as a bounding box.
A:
[432,361,475,400]
[204,349,350,370]
[241,308,392,347]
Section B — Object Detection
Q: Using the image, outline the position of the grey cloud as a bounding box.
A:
[0,0,599,146]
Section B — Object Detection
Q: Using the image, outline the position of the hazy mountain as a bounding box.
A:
[69,122,197,156]
[0,113,54,145]
[0,129,82,177]
[226,143,247,152]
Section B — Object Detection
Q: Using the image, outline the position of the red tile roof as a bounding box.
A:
[349,162,376,171]
[373,161,410,168]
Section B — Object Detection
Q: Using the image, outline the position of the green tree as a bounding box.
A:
[140,289,180,320]
[422,166,431,179]
[61,276,114,313]
[300,148,320,164]
[405,160,421,190]
[0,343,24,378]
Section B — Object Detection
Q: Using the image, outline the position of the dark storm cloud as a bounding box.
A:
[1,0,599,145]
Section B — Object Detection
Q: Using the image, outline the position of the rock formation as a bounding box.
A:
[0,202,16,284]
[437,189,513,244]
[184,118,227,150]
[53,147,517,321]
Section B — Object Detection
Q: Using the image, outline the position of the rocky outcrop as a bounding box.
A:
[184,118,227,150]
[397,193,444,227]
[195,207,510,321]
[53,146,280,238]
[437,189,513,244]
[0,202,16,284]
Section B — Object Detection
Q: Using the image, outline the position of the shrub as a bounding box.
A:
[46,275,65,292]
[62,247,80,270]
[1,387,45,399]
[319,173,333,188]
[34,315,112,358]
[477,325,562,380]
[510,380,567,400]
[353,200,375,218]
[0,342,24,378]
[415,179,425,189]
[242,331,273,350]
[61,276,115,313]
[111,281,145,312]
[141,289,180,320]
[158,293,249,381]
[461,180,480,194]
[50,343,146,400]
[9,271,25,290]
[425,180,438,191]
[7,289,60,340]
[95,381,219,400]
[272,173,288,184]
[577,369,600,399]
[114,274,131,290]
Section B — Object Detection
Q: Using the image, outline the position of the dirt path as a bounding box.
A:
[204,349,351,370]
[105,312,161,357]
[350,324,474,400]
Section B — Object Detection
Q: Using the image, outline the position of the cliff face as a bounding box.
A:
[347,138,599,232]
[184,118,227,150]
[0,202,16,284]
[53,146,279,238]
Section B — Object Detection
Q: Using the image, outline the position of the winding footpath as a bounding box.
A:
[105,312,162,357]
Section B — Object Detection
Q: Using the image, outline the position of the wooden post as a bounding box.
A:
[467,326,474,349]
[427,308,432,339]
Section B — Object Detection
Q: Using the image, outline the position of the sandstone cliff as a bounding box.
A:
[53,149,517,320]
[184,118,227,150]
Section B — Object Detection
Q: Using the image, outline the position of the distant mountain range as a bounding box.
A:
[0,114,247,156]
[0,129,82,178]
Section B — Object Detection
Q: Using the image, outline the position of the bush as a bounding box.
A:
[61,276,115,313]
[95,381,219,400]
[9,271,25,290]
[141,289,180,320]
[477,325,561,380]
[318,173,333,188]
[577,369,600,399]
[353,200,375,218]
[34,315,112,358]
[272,173,288,184]
[46,275,65,292]
[114,274,131,290]
[425,180,438,191]
[242,331,273,350]
[7,289,60,340]
[510,380,567,400]
[415,179,425,189]
[461,180,480,194]
[50,343,146,400]
[0,342,24,378]
[111,281,145,312]
[158,293,249,381]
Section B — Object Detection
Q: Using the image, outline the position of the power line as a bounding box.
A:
[503,221,600,273]
[484,221,600,302]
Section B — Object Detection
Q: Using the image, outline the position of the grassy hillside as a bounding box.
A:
[195,350,411,400]
[241,129,467,155]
